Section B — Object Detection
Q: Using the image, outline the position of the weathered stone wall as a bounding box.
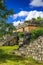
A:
[18,33,31,46]
[14,36,43,61]
[0,33,18,46]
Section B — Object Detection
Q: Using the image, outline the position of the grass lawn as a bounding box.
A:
[0,46,43,65]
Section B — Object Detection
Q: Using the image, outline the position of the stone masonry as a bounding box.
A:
[14,36,43,61]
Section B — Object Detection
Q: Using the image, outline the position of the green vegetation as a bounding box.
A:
[0,23,16,38]
[0,0,14,21]
[0,0,15,38]
[36,17,43,22]
[0,1,43,65]
[31,27,43,40]
[18,32,24,38]
[0,46,43,65]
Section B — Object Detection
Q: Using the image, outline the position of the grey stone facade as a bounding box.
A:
[0,33,18,46]
[14,36,43,61]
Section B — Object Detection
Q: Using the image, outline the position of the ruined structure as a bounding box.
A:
[13,36,43,61]
[0,33,18,46]
[13,21,39,33]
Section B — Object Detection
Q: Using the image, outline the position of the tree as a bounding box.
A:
[36,17,42,22]
[0,0,15,38]
[31,18,36,23]
[6,23,16,35]
[0,0,14,21]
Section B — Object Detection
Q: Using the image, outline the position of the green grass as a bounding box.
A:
[0,46,43,65]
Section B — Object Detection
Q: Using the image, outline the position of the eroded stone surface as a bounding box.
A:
[14,36,43,61]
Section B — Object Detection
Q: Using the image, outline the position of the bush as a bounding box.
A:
[31,28,43,40]
[18,32,24,38]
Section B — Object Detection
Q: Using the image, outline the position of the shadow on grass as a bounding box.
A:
[0,49,25,63]
[0,49,43,65]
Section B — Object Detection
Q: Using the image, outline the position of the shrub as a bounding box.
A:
[18,32,23,38]
[31,28,43,40]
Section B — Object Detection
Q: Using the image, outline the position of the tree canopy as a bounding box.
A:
[0,0,14,21]
[0,0,16,38]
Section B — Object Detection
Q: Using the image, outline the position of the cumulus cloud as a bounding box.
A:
[25,10,43,20]
[13,11,28,19]
[13,10,43,26]
[30,0,43,7]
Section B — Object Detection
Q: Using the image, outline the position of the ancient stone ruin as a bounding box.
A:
[14,36,43,61]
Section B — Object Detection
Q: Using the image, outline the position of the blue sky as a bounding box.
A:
[6,0,43,26]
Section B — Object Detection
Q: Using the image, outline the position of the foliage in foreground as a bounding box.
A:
[0,0,15,38]
[0,46,43,65]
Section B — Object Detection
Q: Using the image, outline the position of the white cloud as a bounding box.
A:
[13,11,28,19]
[30,0,43,7]
[18,11,28,16]
[13,10,43,26]
[13,21,23,26]
[25,10,43,20]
